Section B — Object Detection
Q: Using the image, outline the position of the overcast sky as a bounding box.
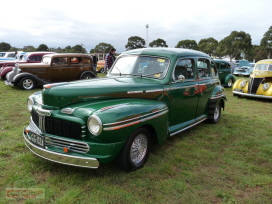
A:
[1,0,271,53]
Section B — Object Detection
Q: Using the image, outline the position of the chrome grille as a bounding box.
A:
[31,110,82,140]
[248,77,263,94]
[45,136,90,153]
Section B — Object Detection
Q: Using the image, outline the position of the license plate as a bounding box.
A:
[29,132,45,148]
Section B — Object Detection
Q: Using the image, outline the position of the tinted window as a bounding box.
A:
[71,57,81,64]
[52,57,68,65]
[173,59,194,81]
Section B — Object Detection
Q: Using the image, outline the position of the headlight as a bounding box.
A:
[27,97,34,112]
[263,83,270,91]
[88,115,102,136]
[240,80,247,88]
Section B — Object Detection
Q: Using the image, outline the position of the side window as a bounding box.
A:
[36,55,42,61]
[211,61,217,77]
[173,59,194,81]
[71,57,81,64]
[221,63,226,69]
[52,57,68,65]
[29,56,36,61]
[197,59,210,78]
[83,57,91,64]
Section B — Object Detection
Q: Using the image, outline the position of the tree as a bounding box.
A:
[218,31,252,61]
[125,36,146,50]
[198,37,218,56]
[23,45,36,52]
[90,42,113,54]
[0,42,11,51]
[36,44,49,51]
[149,38,168,47]
[175,40,198,50]
[71,44,86,53]
[260,26,272,58]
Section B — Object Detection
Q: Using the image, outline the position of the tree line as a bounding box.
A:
[1,26,271,62]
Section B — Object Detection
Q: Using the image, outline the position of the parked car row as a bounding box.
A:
[2,53,97,89]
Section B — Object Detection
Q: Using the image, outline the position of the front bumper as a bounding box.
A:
[23,130,99,169]
[233,91,272,99]
[4,80,14,86]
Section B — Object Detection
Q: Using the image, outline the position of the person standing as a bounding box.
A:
[105,48,116,72]
[92,54,98,72]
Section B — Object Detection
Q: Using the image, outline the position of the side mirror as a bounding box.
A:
[178,75,185,82]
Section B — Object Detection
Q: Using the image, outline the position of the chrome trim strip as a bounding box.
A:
[23,132,99,168]
[36,107,52,116]
[170,118,207,137]
[104,109,168,131]
[104,107,168,126]
[127,91,143,94]
[232,91,272,99]
[145,89,163,93]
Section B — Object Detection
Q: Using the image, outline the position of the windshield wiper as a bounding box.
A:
[142,71,164,78]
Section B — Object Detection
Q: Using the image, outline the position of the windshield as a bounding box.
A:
[110,55,170,79]
[21,54,29,61]
[254,64,272,71]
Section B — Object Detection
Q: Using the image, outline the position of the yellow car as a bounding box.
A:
[232,59,272,99]
[96,60,106,73]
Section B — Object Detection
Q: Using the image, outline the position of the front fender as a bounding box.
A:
[0,66,13,77]
[223,74,236,85]
[71,98,169,145]
[13,72,48,85]
[232,78,249,93]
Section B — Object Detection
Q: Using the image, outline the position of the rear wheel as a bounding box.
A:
[117,127,150,171]
[81,73,95,79]
[19,77,36,90]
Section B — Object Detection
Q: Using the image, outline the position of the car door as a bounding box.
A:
[167,58,199,134]
[195,58,219,118]
[49,57,70,82]
[69,57,83,80]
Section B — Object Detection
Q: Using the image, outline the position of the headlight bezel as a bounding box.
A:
[27,97,34,112]
[240,80,247,88]
[87,115,102,136]
[263,83,270,91]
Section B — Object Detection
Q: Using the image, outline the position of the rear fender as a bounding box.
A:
[224,74,236,84]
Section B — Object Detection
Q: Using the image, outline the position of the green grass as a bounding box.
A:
[0,76,272,204]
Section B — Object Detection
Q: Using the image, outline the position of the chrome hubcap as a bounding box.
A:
[23,79,33,89]
[214,105,219,120]
[130,134,148,164]
[228,79,232,87]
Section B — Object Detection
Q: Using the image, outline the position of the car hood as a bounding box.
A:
[42,77,165,108]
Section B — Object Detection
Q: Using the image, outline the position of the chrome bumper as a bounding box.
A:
[4,80,14,86]
[233,91,272,99]
[23,132,99,169]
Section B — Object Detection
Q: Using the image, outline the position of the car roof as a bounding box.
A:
[213,59,230,63]
[120,48,210,58]
[256,59,272,64]
[43,53,90,58]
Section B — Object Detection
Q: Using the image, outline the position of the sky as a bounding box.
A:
[1,0,271,53]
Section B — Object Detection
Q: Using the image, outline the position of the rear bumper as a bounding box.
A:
[233,91,272,99]
[23,131,99,169]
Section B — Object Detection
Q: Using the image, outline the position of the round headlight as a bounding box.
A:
[88,115,102,136]
[240,80,247,88]
[263,83,270,91]
[27,97,34,112]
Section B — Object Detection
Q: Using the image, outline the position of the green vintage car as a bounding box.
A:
[24,48,227,171]
[214,59,236,87]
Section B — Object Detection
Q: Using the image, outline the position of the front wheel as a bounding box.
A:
[117,127,150,171]
[227,79,233,88]
[19,77,36,90]
[208,102,221,124]
[81,73,95,79]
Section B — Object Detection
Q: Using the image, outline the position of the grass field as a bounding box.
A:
[0,75,271,204]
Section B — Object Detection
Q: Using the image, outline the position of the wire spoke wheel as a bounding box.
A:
[130,134,148,165]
